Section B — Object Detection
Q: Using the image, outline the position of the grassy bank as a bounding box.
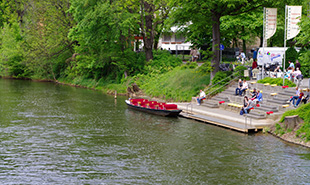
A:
[57,64,210,102]
[135,66,210,102]
[274,103,310,142]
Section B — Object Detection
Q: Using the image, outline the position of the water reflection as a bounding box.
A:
[0,79,309,184]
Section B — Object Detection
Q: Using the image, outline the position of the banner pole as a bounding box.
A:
[283,5,287,86]
[262,7,266,79]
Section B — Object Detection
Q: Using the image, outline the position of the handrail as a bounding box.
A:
[244,115,252,132]
[204,71,242,98]
[206,71,240,90]
[186,103,193,115]
[205,76,239,98]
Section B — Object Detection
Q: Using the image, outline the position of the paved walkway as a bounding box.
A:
[175,103,274,128]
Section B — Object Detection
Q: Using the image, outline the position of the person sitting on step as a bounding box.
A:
[254,90,263,104]
[295,90,304,108]
[244,98,255,114]
[288,87,300,106]
[302,88,310,104]
[250,88,258,100]
[239,79,248,96]
[235,79,243,95]
[240,96,249,115]
[196,89,206,105]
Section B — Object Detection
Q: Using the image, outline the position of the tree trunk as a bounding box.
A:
[211,13,221,81]
[142,1,154,61]
[283,115,304,130]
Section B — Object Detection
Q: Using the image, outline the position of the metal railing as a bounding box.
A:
[244,114,252,132]
[186,103,193,115]
[204,71,241,99]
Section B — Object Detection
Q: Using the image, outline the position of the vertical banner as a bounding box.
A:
[265,8,277,39]
[287,6,302,40]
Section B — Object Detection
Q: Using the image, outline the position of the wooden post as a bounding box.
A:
[114,91,117,99]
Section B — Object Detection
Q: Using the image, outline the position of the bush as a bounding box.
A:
[234,65,247,77]
[285,47,298,69]
[257,77,296,87]
[298,50,310,78]
[212,71,231,85]
[195,61,212,74]
[145,50,182,74]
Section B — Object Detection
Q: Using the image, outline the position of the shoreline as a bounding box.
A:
[268,130,310,148]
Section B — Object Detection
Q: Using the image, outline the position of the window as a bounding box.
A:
[175,34,185,42]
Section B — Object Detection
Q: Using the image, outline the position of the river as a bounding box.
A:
[0,79,309,184]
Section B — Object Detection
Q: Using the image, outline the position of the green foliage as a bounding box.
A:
[195,61,212,74]
[285,47,298,69]
[257,77,296,87]
[298,50,310,78]
[234,65,247,77]
[274,123,286,136]
[212,71,231,86]
[180,61,198,70]
[0,22,27,78]
[144,50,182,74]
[135,67,210,102]
[280,103,310,141]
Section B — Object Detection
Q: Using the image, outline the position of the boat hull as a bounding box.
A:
[125,100,182,117]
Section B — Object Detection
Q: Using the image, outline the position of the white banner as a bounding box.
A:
[287,6,302,40]
[265,8,277,39]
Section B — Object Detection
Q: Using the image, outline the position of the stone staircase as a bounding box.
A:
[200,81,308,120]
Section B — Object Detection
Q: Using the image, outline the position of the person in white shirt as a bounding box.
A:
[196,89,206,105]
[239,79,248,96]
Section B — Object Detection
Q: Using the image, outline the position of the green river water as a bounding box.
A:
[0,79,309,184]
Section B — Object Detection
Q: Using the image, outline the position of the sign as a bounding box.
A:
[220,44,224,51]
[287,6,302,40]
[265,8,277,39]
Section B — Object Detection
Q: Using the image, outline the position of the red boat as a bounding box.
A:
[125,98,182,117]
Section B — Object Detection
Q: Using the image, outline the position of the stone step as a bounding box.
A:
[260,104,278,110]
[248,110,266,117]
[267,99,288,105]
[272,97,289,103]
[212,96,230,102]
[201,101,219,108]
[244,114,266,119]
[255,106,278,112]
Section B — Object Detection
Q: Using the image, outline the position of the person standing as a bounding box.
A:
[240,50,246,64]
[295,60,301,70]
[190,48,198,62]
[196,89,206,105]
[287,60,295,70]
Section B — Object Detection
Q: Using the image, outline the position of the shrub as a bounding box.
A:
[234,65,247,78]
[195,61,212,74]
[298,50,310,78]
[145,50,182,74]
[285,47,298,69]
[257,77,296,87]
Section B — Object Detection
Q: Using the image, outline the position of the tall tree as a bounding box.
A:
[137,0,171,61]
[170,0,274,80]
